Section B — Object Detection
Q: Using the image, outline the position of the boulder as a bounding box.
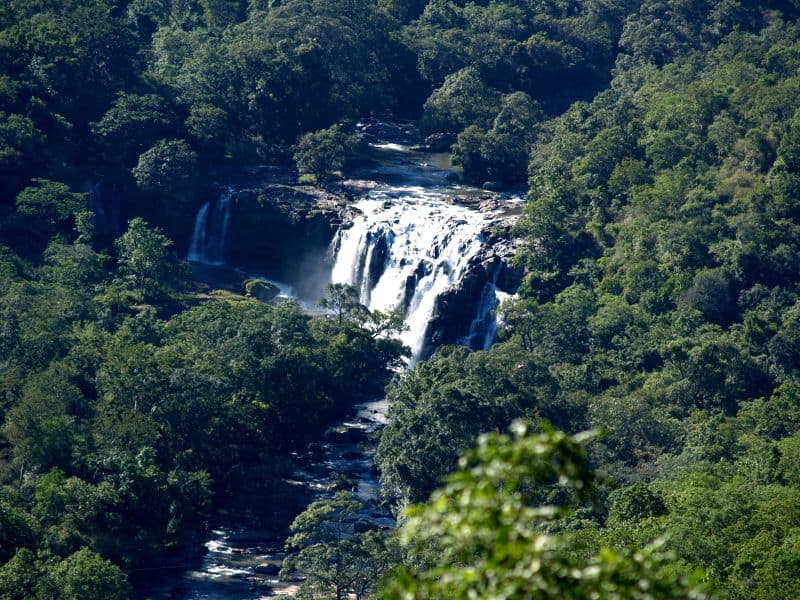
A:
[353,520,378,533]
[424,132,456,152]
[244,279,280,303]
[254,563,281,576]
[362,122,403,141]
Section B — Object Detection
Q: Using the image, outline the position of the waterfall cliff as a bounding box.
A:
[329,140,521,362]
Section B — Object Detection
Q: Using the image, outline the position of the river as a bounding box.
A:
[137,135,522,598]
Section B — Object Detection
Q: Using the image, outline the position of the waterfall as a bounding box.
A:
[460,266,513,351]
[187,188,234,264]
[331,186,491,363]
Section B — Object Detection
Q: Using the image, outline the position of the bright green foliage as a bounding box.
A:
[91,94,175,165]
[382,424,711,599]
[3,365,84,473]
[377,345,544,504]
[293,125,359,180]
[0,246,402,577]
[0,112,44,176]
[42,548,132,600]
[131,139,198,198]
[0,547,132,600]
[282,492,400,600]
[452,91,544,183]
[421,67,501,134]
[607,483,668,526]
[3,0,800,597]
[319,283,369,327]
[185,103,228,154]
[15,180,85,225]
[114,218,186,301]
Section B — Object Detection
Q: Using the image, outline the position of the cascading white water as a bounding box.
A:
[331,185,494,363]
[187,188,234,264]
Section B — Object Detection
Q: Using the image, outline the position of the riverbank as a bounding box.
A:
[135,398,393,599]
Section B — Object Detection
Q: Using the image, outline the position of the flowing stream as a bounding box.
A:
[140,138,521,599]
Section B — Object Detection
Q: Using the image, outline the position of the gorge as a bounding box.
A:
[186,137,523,363]
[140,134,523,598]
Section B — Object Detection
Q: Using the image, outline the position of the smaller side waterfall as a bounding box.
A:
[460,265,512,351]
[187,188,234,265]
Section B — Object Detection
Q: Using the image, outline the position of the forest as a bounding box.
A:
[3,0,800,598]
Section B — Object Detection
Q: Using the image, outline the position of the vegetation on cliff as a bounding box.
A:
[3,0,800,598]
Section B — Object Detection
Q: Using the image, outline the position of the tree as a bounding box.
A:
[185,103,227,155]
[3,363,85,474]
[15,180,86,226]
[607,482,668,526]
[199,0,243,29]
[319,283,369,327]
[381,423,712,599]
[114,218,186,301]
[375,346,542,504]
[420,67,501,134]
[0,112,44,182]
[679,269,735,325]
[772,108,800,218]
[0,502,35,564]
[452,91,543,184]
[91,94,174,165]
[131,139,198,198]
[42,548,133,600]
[0,549,40,600]
[293,125,359,181]
[282,492,398,600]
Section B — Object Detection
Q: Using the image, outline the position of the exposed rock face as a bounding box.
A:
[184,127,525,359]
[425,231,521,353]
[212,172,355,300]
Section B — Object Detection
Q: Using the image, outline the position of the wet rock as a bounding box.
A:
[330,473,358,491]
[354,520,378,533]
[358,132,380,145]
[482,180,504,191]
[423,132,456,152]
[324,428,366,444]
[478,198,500,212]
[254,563,281,576]
[225,184,343,298]
[342,450,364,460]
[362,122,403,141]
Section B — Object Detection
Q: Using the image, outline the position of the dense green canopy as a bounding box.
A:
[3,0,800,598]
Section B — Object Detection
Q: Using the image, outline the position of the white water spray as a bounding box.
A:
[331,185,495,363]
